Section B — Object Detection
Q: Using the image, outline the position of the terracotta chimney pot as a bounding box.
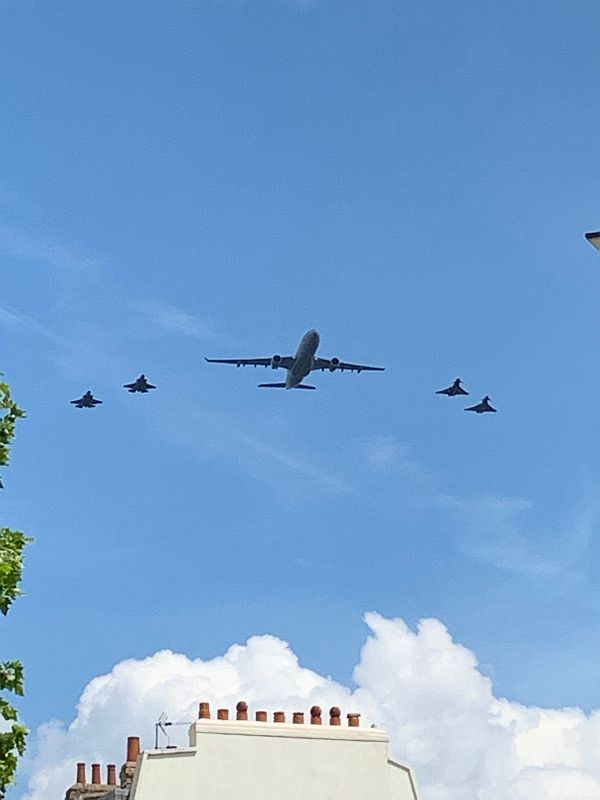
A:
[293,712,304,724]
[347,713,361,727]
[236,701,248,720]
[127,736,141,763]
[199,702,211,720]
[329,706,341,726]
[255,710,267,722]
[91,764,101,785]
[217,708,229,720]
[310,706,322,724]
[107,765,116,785]
[76,763,86,785]
[273,711,286,723]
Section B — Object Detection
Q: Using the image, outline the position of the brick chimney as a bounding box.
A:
[64,761,115,800]
[91,764,101,785]
[119,735,141,788]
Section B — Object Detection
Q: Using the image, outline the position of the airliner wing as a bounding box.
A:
[312,358,385,373]
[205,356,295,369]
[585,231,600,252]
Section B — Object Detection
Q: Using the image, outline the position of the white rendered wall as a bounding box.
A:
[129,719,419,800]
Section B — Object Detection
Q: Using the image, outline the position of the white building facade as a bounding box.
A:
[65,702,420,800]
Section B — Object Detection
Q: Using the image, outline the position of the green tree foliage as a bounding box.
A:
[0,379,29,797]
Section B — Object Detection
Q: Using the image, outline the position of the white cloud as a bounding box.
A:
[19,613,600,800]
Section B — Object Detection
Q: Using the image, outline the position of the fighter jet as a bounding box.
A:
[70,390,102,408]
[585,231,600,253]
[465,395,497,414]
[206,329,384,389]
[123,374,156,393]
[436,378,469,396]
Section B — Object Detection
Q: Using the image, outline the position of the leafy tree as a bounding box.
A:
[0,378,29,798]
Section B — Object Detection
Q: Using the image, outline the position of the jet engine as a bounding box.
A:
[271,354,282,369]
[329,357,340,372]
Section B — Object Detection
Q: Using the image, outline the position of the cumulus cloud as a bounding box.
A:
[19,613,600,800]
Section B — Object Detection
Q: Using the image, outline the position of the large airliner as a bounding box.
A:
[206,329,384,390]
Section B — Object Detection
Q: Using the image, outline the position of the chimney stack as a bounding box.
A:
[107,764,117,785]
[91,764,101,785]
[127,736,140,763]
[76,763,86,785]
[120,735,141,789]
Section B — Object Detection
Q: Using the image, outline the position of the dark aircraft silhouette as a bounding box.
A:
[123,374,156,393]
[436,378,468,396]
[465,396,496,414]
[71,391,102,409]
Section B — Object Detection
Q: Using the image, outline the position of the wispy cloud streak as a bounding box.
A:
[131,298,228,343]
[0,225,103,275]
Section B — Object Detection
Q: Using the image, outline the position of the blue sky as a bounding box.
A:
[3,0,600,792]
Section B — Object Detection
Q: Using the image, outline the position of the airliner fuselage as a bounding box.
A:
[285,329,321,388]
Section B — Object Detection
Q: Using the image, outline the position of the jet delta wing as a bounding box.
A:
[465,395,496,413]
[436,378,469,396]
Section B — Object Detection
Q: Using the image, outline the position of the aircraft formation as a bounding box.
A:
[435,379,497,413]
[73,233,600,411]
[205,329,498,413]
[70,330,499,417]
[70,375,156,409]
[65,233,600,410]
